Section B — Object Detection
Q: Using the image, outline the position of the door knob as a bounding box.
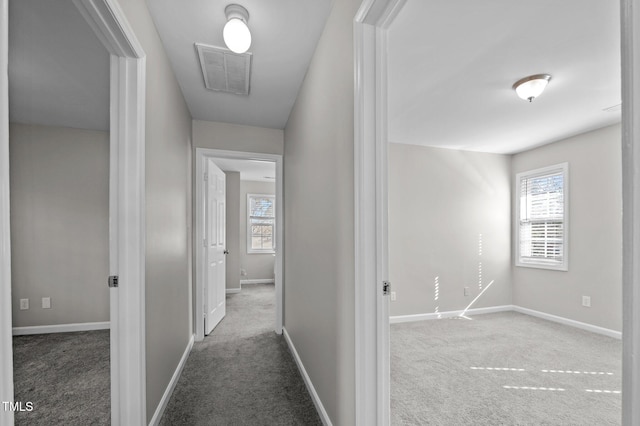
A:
[224,250,229,255]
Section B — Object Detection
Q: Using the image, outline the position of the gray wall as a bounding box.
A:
[119,0,193,419]
[10,123,109,327]
[283,0,359,423]
[388,143,512,316]
[193,120,283,155]
[512,124,622,331]
[240,180,275,281]
[225,171,241,290]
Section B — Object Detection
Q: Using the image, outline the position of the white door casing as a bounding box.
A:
[0,0,14,424]
[73,1,148,424]
[194,148,283,342]
[354,1,404,424]
[205,159,226,335]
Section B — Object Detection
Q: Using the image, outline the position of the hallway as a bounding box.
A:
[160,284,320,425]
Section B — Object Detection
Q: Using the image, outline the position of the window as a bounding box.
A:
[247,194,275,253]
[516,163,568,270]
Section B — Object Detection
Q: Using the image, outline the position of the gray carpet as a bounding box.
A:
[391,311,621,425]
[160,284,321,425]
[12,330,110,425]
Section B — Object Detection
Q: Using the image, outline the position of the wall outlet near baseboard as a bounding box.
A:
[464,287,470,296]
[582,296,591,307]
[390,291,396,301]
[42,297,51,309]
[20,299,29,310]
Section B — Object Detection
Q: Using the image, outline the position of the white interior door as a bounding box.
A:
[205,158,226,335]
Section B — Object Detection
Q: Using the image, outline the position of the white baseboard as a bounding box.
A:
[512,305,622,340]
[390,305,622,340]
[282,328,332,426]
[390,305,513,324]
[148,334,195,426]
[226,288,241,294]
[240,279,275,285]
[12,321,110,336]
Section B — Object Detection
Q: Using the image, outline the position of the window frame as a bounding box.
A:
[247,193,276,254]
[515,162,569,271]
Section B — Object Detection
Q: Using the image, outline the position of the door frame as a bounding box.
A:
[354,0,640,425]
[194,148,284,341]
[0,0,147,425]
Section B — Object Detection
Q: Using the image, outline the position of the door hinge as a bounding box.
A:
[204,172,208,181]
[382,281,391,296]
[108,275,119,288]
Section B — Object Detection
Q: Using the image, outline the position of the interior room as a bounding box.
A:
[8,0,111,424]
[212,158,277,293]
[386,0,622,424]
[3,0,640,424]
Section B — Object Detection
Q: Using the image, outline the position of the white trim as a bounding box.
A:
[282,328,332,426]
[354,1,404,424]
[148,335,194,426]
[246,193,276,254]
[512,306,621,340]
[0,0,14,423]
[73,2,147,425]
[226,288,241,294]
[12,322,110,336]
[515,162,569,271]
[390,305,513,324]
[390,305,622,340]
[621,0,640,423]
[240,279,275,285]
[195,148,283,341]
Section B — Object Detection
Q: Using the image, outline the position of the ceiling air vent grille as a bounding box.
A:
[195,43,251,95]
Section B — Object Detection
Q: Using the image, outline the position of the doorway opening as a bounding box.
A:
[194,148,283,341]
[354,0,640,425]
[0,0,147,424]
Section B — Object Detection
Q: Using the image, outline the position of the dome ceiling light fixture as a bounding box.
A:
[513,74,552,102]
[223,4,251,54]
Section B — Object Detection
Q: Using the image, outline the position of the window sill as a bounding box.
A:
[515,261,568,272]
[247,250,275,255]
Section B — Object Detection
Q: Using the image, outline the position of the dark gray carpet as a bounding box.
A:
[160,284,321,425]
[12,330,110,425]
[391,312,621,425]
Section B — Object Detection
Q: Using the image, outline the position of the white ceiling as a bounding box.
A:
[388,0,621,154]
[147,0,332,130]
[8,0,110,131]
[212,158,275,182]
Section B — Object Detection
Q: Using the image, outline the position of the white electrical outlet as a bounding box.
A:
[42,297,51,309]
[464,287,470,296]
[390,291,397,301]
[582,296,591,307]
[20,299,29,310]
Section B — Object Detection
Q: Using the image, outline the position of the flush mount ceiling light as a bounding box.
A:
[513,74,552,102]
[223,4,251,54]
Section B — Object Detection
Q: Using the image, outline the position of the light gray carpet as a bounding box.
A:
[12,330,110,425]
[391,312,621,425]
[160,284,321,425]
